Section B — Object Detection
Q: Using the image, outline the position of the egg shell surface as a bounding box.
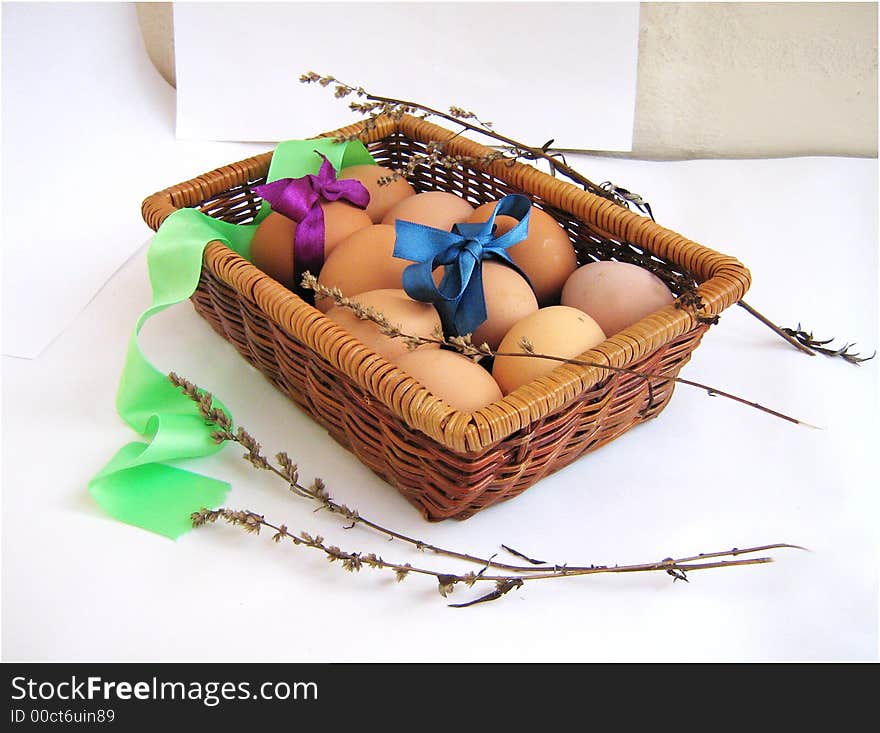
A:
[250,204,372,290]
[469,261,539,350]
[394,348,503,413]
[561,260,675,337]
[492,305,606,395]
[325,289,441,362]
[315,225,410,312]
[338,164,416,223]
[381,191,475,230]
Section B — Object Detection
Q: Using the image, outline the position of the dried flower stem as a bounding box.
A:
[170,373,804,592]
[737,300,815,356]
[301,274,818,429]
[300,71,617,203]
[194,507,800,605]
[169,371,569,573]
[301,70,872,361]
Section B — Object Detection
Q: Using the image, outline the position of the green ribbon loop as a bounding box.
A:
[89,139,375,539]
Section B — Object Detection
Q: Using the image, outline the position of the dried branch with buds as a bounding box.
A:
[171,372,805,607]
[300,70,874,363]
[300,273,818,429]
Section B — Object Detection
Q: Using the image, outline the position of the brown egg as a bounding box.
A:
[337,164,416,223]
[561,261,675,337]
[320,200,373,252]
[394,348,503,412]
[381,191,475,230]
[250,203,372,289]
[468,261,538,349]
[325,289,441,362]
[467,202,576,305]
[492,306,606,395]
[315,225,410,312]
[250,212,297,288]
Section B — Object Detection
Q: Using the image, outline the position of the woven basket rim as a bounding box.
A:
[142,115,751,454]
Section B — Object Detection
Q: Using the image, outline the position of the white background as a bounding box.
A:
[2,3,878,661]
[1,2,267,359]
[173,2,639,149]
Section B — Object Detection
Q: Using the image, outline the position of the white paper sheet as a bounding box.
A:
[173,1,639,151]
[1,3,267,359]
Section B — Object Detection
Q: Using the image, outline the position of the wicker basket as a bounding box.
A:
[142,115,751,521]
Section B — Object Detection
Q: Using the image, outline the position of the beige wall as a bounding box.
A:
[136,2,878,158]
[634,2,877,158]
[136,2,174,86]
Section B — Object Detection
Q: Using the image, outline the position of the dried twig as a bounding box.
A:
[170,371,598,575]
[301,274,819,429]
[737,301,815,356]
[300,71,622,205]
[194,507,800,607]
[171,373,804,606]
[301,70,873,361]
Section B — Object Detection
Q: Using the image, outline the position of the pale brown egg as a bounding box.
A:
[250,212,296,288]
[315,225,410,312]
[381,191,475,230]
[250,203,372,290]
[561,261,675,337]
[337,164,416,223]
[467,201,576,306]
[325,289,441,362]
[394,348,503,412]
[492,306,606,395]
[469,261,538,349]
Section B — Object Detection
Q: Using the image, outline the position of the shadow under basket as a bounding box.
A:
[142,115,751,521]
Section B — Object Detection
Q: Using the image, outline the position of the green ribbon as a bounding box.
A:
[89,139,375,539]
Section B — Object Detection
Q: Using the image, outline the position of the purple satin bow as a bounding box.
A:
[253,153,370,289]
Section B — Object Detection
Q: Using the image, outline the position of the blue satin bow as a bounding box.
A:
[393,194,533,337]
